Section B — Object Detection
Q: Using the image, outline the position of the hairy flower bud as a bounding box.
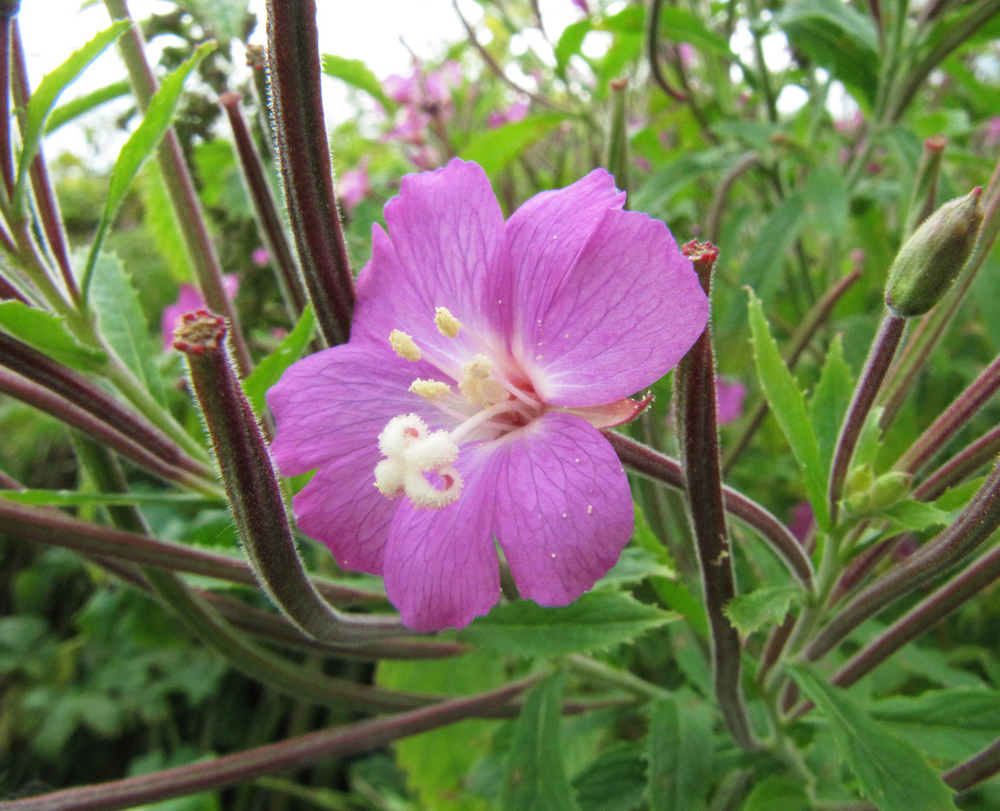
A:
[885,187,984,317]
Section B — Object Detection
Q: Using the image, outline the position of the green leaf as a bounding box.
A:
[182,0,250,43]
[789,667,957,810]
[747,290,830,530]
[459,592,677,657]
[742,777,810,811]
[322,53,393,108]
[501,674,580,811]
[881,499,952,533]
[870,688,1000,762]
[808,333,854,486]
[775,0,879,108]
[139,162,195,283]
[724,585,803,636]
[594,545,675,589]
[656,6,731,56]
[87,251,167,407]
[0,489,214,507]
[378,652,502,811]
[14,21,129,216]
[47,80,131,134]
[555,19,592,77]
[243,306,316,415]
[82,42,216,300]
[462,115,564,177]
[0,300,106,370]
[630,503,707,636]
[572,742,645,811]
[647,693,714,810]
[741,194,808,299]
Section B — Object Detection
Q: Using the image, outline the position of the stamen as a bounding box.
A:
[434,307,462,338]
[390,330,421,361]
[459,354,509,407]
[410,378,452,400]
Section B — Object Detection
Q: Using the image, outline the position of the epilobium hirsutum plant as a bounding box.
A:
[2,0,1000,808]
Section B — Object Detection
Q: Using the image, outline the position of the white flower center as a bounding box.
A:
[373,414,462,509]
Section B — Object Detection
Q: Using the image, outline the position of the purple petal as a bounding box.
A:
[267,342,447,477]
[492,412,633,605]
[715,378,747,424]
[293,446,398,575]
[510,202,709,406]
[352,160,510,372]
[382,445,501,630]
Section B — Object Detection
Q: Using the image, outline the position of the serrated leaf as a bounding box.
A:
[245,306,316,415]
[724,585,803,636]
[14,21,129,216]
[462,115,563,177]
[747,290,830,530]
[139,162,195,283]
[647,693,714,811]
[459,592,677,657]
[789,667,957,811]
[87,251,167,407]
[881,499,952,533]
[0,300,106,370]
[808,333,853,485]
[870,688,1000,762]
[82,42,216,300]
[501,674,580,811]
[322,53,393,108]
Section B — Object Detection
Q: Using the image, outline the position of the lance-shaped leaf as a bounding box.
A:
[13,21,129,217]
[81,41,216,300]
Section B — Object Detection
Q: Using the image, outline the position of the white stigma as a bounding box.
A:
[389,330,421,361]
[459,354,509,407]
[434,306,462,338]
[374,414,462,509]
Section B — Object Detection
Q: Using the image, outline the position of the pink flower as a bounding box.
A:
[572,0,590,13]
[488,98,529,129]
[715,377,746,424]
[267,160,708,631]
[789,502,814,543]
[251,247,270,267]
[338,161,371,212]
[161,275,239,351]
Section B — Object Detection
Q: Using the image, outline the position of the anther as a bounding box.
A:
[410,378,452,400]
[434,306,462,338]
[390,330,421,361]
[459,354,509,407]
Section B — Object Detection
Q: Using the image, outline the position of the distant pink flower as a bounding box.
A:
[572,0,590,13]
[161,275,239,351]
[251,247,270,267]
[678,43,696,67]
[267,159,708,631]
[789,502,814,543]
[983,117,1000,149]
[338,161,371,212]
[715,377,746,424]
[488,98,529,128]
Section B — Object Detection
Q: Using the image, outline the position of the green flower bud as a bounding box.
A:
[885,187,984,317]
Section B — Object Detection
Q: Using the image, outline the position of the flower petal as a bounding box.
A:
[510,206,709,406]
[292,446,397,575]
[382,445,501,631]
[492,412,633,605]
[267,343,446,477]
[352,159,510,373]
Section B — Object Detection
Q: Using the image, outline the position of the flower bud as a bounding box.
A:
[885,187,984,317]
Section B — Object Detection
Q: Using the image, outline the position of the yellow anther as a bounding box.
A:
[390,330,421,361]
[434,306,462,338]
[459,354,509,407]
[409,378,452,400]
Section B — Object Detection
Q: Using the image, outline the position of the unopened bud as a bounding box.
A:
[885,187,984,317]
